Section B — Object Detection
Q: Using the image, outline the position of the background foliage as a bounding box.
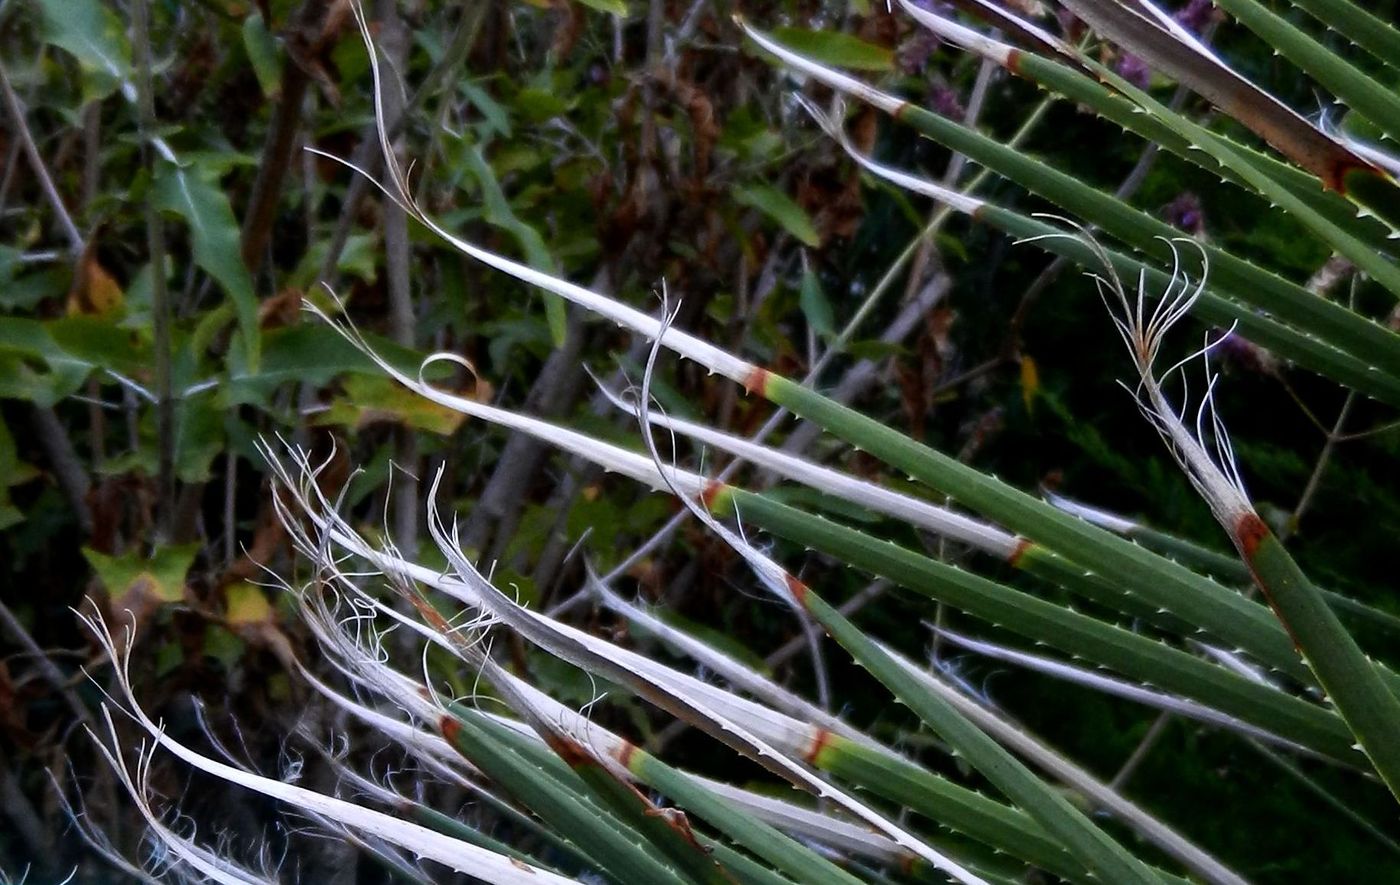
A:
[1,0,1398,881]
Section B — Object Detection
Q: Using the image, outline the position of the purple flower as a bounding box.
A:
[930,83,966,119]
[1162,192,1205,235]
[1175,0,1216,34]
[1115,53,1152,90]
[899,30,940,74]
[900,1,953,72]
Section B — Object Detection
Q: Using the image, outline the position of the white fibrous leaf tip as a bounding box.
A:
[634,300,802,612]
[1016,219,1253,530]
[739,20,904,117]
[795,95,985,217]
[1071,226,1254,530]
[78,603,572,885]
[79,611,275,885]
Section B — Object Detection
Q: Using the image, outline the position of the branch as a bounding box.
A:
[0,59,83,252]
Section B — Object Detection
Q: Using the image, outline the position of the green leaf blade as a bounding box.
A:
[734,184,822,247]
[152,161,260,370]
[769,28,894,71]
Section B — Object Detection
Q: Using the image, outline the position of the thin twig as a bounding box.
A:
[132,0,174,539]
[0,58,83,252]
[1109,710,1172,790]
[240,0,330,269]
[0,598,93,727]
[1281,271,1362,539]
[1283,391,1355,542]
[30,405,94,535]
[374,0,420,556]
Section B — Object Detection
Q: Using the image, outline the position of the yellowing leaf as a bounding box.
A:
[315,375,472,435]
[224,581,273,626]
[84,543,200,607]
[1020,355,1040,415]
[66,244,123,316]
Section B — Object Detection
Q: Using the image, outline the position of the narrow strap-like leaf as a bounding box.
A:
[1055,0,1388,191]
[1207,0,1400,143]
[795,588,1165,884]
[1286,0,1400,70]
[717,487,1360,764]
[751,21,1400,368]
[438,706,693,885]
[1235,522,1400,800]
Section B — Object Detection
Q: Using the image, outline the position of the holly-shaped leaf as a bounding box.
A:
[84,543,201,607]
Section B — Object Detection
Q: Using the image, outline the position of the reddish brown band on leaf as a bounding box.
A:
[785,574,810,607]
[1007,537,1034,568]
[616,740,638,770]
[803,726,834,765]
[545,732,593,768]
[550,734,656,810]
[1326,155,1393,195]
[1233,512,1304,653]
[742,366,770,395]
[1234,513,1270,562]
[439,716,460,744]
[1006,47,1024,75]
[700,479,727,511]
